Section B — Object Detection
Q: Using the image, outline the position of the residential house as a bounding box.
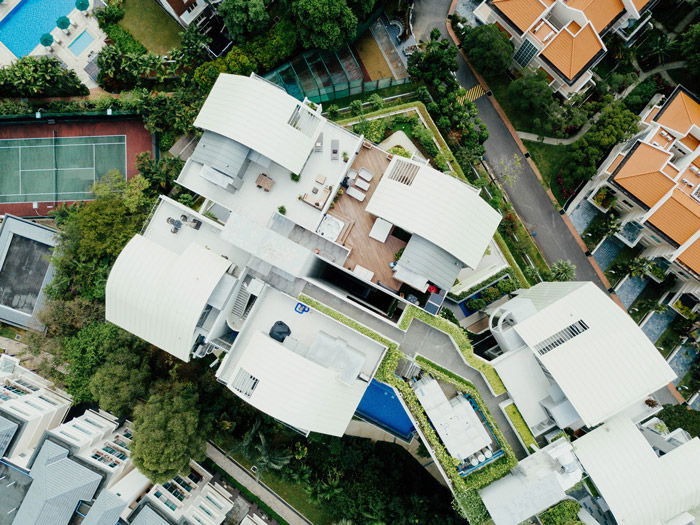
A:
[0,354,71,467]
[486,281,675,436]
[474,0,655,97]
[105,73,501,436]
[155,0,232,57]
[573,86,700,318]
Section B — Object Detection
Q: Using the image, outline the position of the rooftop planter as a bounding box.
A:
[589,186,617,212]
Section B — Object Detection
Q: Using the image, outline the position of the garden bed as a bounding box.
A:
[503,403,537,452]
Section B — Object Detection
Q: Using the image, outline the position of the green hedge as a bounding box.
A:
[399,306,506,395]
[449,267,517,301]
[103,23,147,54]
[202,458,290,525]
[504,403,537,451]
[538,499,582,525]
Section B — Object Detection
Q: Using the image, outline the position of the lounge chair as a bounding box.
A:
[346,186,366,201]
[314,132,324,152]
[358,168,373,181]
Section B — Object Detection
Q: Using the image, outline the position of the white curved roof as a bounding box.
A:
[574,416,700,525]
[194,74,322,174]
[105,235,231,362]
[365,157,501,268]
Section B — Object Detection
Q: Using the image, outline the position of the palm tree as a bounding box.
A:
[627,257,654,277]
[306,468,344,503]
[229,418,260,458]
[549,260,577,281]
[251,434,292,480]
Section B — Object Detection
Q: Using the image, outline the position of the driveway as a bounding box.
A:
[411,0,606,288]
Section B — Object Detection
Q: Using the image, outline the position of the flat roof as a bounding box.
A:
[176,118,360,232]
[574,416,700,525]
[0,216,56,330]
[216,287,386,436]
[510,282,676,427]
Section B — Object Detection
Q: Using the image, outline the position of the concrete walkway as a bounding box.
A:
[517,121,592,145]
[619,61,687,99]
[206,443,313,525]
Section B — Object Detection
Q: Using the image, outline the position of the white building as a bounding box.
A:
[573,415,700,525]
[413,376,493,464]
[479,437,584,525]
[0,354,71,465]
[106,73,501,435]
[488,281,675,435]
[48,409,134,486]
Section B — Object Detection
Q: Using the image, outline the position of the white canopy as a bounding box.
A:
[105,235,231,362]
[365,157,501,268]
[194,74,322,174]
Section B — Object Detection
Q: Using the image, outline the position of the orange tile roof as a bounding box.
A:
[632,0,651,11]
[663,164,680,178]
[678,238,700,276]
[567,0,625,32]
[655,89,700,135]
[648,190,700,244]
[613,142,675,207]
[492,0,546,33]
[644,106,661,123]
[606,153,626,174]
[541,22,603,81]
[681,133,700,151]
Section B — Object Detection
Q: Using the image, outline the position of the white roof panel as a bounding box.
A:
[194,74,322,174]
[365,157,501,268]
[228,331,368,436]
[512,282,676,426]
[105,235,231,361]
[574,416,700,525]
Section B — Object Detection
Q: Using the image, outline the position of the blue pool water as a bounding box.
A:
[569,200,601,234]
[616,275,648,309]
[641,308,677,343]
[356,379,415,441]
[0,0,76,57]
[68,30,93,56]
[593,236,623,271]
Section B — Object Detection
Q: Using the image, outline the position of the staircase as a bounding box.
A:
[231,286,251,319]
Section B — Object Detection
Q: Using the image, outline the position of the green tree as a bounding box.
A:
[508,69,553,114]
[306,468,344,503]
[461,24,513,76]
[131,383,206,483]
[241,19,298,71]
[218,0,270,44]
[0,56,88,97]
[681,23,700,78]
[172,25,212,69]
[658,404,700,438]
[347,0,377,18]
[626,257,654,277]
[251,434,292,479]
[292,0,358,50]
[62,322,135,403]
[136,152,184,196]
[89,347,151,417]
[48,172,153,301]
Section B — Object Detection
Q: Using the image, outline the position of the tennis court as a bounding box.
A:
[0,135,126,203]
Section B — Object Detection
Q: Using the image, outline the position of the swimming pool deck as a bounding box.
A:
[0,3,105,89]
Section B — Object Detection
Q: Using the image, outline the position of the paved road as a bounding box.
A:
[411,0,605,287]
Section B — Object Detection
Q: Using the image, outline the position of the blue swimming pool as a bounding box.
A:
[0,0,76,57]
[68,30,93,56]
[356,379,415,441]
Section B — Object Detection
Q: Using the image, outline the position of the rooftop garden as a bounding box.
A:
[503,403,537,452]
[538,499,582,525]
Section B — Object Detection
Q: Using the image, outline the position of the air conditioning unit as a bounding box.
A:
[690,166,700,174]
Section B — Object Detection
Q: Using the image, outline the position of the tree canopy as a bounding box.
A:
[131,382,206,483]
[461,24,514,76]
[658,404,700,439]
[218,0,270,44]
[47,172,153,302]
[508,69,554,114]
[681,23,700,79]
[90,347,151,417]
[0,56,88,97]
[292,0,358,50]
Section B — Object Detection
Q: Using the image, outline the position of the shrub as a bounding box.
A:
[388,145,412,158]
[102,23,147,54]
[539,500,582,525]
[327,104,340,119]
[0,56,88,97]
[349,99,363,115]
[277,205,286,215]
[466,297,486,311]
[368,92,385,110]
[95,2,125,26]
[412,124,439,157]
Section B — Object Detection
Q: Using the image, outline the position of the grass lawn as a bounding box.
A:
[226,450,333,524]
[119,0,182,54]
[483,73,535,133]
[522,140,573,205]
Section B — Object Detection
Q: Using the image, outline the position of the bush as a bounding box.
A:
[388,145,412,158]
[539,500,582,525]
[412,124,439,157]
[460,24,513,76]
[0,56,88,97]
[349,99,364,115]
[353,117,388,143]
[95,1,125,26]
[103,23,147,54]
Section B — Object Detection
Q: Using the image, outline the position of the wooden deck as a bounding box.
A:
[330,146,406,291]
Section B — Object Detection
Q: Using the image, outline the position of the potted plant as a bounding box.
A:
[277,205,286,215]
[342,151,349,163]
